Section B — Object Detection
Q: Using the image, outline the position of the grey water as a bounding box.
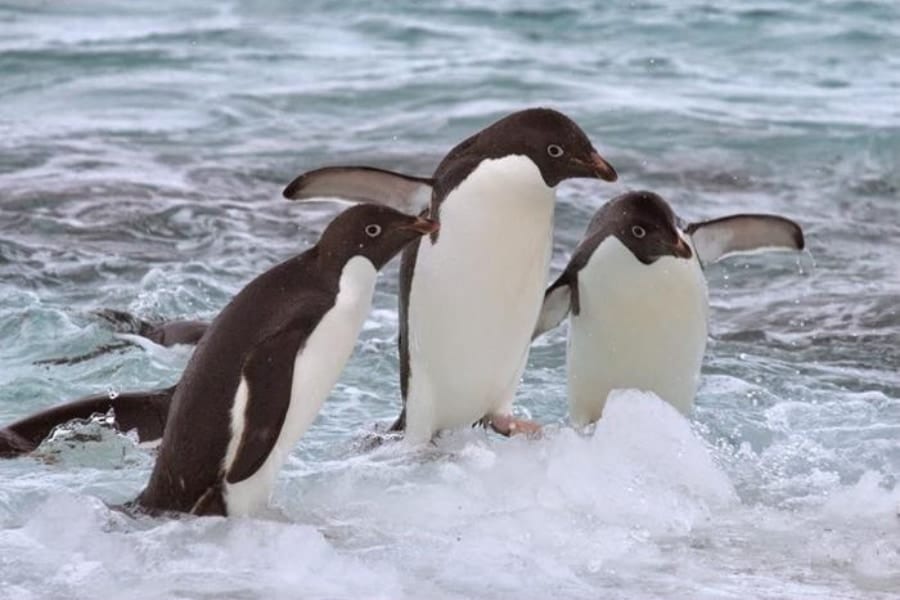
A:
[1,0,898,598]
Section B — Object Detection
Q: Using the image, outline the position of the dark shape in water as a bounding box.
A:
[33,309,209,366]
[0,387,175,458]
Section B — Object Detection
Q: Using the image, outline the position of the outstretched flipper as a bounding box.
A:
[283,166,433,215]
[686,214,805,266]
[532,212,805,339]
[34,310,209,366]
[34,341,135,366]
[0,386,176,458]
[0,428,33,456]
[95,309,209,347]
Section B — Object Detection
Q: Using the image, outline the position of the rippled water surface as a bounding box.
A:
[1,1,898,598]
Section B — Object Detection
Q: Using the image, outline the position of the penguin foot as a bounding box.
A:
[486,414,542,438]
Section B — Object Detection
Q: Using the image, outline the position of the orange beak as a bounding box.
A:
[406,216,439,235]
[589,151,618,182]
[672,236,693,259]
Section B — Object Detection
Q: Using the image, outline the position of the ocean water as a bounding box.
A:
[1,0,898,598]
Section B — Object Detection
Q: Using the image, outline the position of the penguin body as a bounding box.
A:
[534,191,805,423]
[135,204,435,516]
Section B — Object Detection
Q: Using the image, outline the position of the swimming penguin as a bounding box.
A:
[283,108,618,442]
[532,190,804,425]
[0,387,174,457]
[34,310,208,366]
[131,204,436,516]
[93,309,209,347]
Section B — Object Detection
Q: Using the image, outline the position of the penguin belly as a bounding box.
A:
[222,256,377,516]
[405,156,554,442]
[567,237,708,425]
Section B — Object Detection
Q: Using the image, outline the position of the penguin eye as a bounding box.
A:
[365,224,382,238]
[547,144,564,158]
[631,225,646,239]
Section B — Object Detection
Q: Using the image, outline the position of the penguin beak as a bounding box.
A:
[672,236,693,259]
[406,217,439,235]
[582,151,618,182]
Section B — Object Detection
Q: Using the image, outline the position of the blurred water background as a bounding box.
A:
[0,1,898,598]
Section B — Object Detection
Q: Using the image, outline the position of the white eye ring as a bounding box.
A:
[365,224,382,238]
[547,144,564,158]
[631,225,646,239]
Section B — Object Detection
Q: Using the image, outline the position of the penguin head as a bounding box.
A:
[439,107,618,188]
[317,204,438,269]
[608,191,693,264]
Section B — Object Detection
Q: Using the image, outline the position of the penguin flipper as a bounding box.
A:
[94,308,158,337]
[151,320,209,346]
[225,328,306,484]
[388,407,406,432]
[96,308,209,347]
[35,311,209,366]
[283,166,434,215]
[0,387,175,458]
[686,214,804,266]
[533,277,574,339]
[34,341,135,366]
[0,428,35,457]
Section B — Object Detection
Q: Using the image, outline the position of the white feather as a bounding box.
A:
[223,377,250,473]
[404,155,555,442]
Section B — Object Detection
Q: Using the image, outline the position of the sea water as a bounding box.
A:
[0,1,898,598]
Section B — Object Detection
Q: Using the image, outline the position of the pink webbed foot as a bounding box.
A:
[486,414,542,438]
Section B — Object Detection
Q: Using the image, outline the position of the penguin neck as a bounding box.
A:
[313,245,358,279]
[579,235,705,302]
[434,155,553,226]
[435,154,555,256]
[470,154,552,196]
[334,255,378,306]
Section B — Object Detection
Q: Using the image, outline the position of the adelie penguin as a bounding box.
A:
[17,203,433,517]
[34,310,208,366]
[0,387,174,457]
[532,190,805,425]
[284,107,618,442]
[132,204,436,516]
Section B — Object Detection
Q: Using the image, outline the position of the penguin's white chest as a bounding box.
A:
[405,156,555,442]
[567,237,708,425]
[224,256,377,516]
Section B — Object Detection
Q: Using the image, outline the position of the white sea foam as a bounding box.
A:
[6,392,895,599]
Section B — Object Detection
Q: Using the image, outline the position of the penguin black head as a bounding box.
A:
[437,107,618,190]
[605,191,693,264]
[317,204,438,269]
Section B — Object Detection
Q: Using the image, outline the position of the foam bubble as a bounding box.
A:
[2,492,404,600]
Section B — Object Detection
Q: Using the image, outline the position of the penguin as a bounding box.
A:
[93,309,209,347]
[130,204,436,516]
[8,307,199,455]
[283,107,618,442]
[34,310,208,366]
[0,387,174,458]
[531,190,805,425]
